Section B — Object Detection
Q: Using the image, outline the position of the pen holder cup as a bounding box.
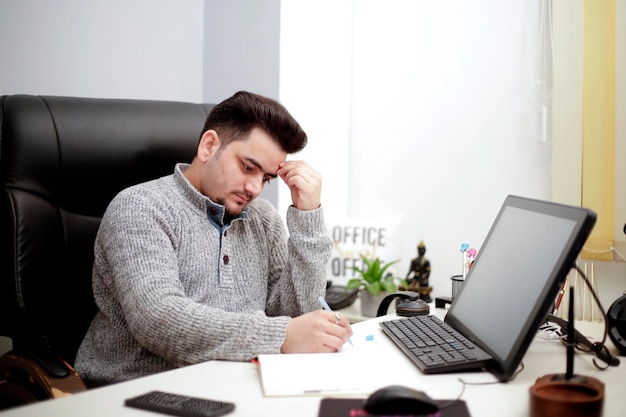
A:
[450,275,464,300]
[529,374,604,417]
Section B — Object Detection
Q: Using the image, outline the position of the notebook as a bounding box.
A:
[379,194,596,382]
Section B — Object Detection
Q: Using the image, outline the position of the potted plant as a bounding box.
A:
[345,255,406,317]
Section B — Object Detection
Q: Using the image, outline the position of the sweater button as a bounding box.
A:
[223,255,230,265]
[209,207,218,216]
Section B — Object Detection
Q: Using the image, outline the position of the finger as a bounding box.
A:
[334,311,343,324]
[321,332,348,352]
[281,165,321,208]
[322,311,352,332]
[342,319,354,338]
[331,313,353,337]
[312,316,346,352]
[322,317,352,348]
[278,161,320,184]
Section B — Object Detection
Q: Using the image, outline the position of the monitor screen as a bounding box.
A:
[445,195,596,380]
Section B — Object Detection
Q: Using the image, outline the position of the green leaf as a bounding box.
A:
[380,280,396,293]
[366,282,380,296]
[346,255,403,297]
[346,279,363,290]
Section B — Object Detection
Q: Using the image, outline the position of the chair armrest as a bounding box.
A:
[0,352,86,408]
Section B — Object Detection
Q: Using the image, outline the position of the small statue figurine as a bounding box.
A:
[404,241,432,302]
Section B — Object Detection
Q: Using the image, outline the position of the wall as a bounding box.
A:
[203,0,282,204]
[0,0,204,100]
[280,0,559,304]
[203,0,280,102]
[278,0,354,221]
[350,0,551,295]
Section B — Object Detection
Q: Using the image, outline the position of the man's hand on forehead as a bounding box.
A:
[277,161,322,211]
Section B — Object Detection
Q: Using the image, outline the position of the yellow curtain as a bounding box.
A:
[580,0,616,261]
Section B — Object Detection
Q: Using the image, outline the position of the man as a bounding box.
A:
[75,91,352,387]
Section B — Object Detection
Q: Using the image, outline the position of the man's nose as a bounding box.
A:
[245,175,264,196]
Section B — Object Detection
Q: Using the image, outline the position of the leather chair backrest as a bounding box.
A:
[0,95,213,365]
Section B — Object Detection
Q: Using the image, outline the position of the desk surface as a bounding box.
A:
[2,307,623,417]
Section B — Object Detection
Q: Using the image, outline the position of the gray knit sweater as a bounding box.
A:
[75,163,332,387]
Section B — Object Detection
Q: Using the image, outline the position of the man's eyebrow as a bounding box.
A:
[245,157,278,178]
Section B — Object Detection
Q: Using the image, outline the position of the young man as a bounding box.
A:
[75,91,352,387]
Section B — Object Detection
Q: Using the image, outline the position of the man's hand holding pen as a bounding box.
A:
[280,309,353,354]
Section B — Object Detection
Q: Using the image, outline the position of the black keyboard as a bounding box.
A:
[380,315,492,374]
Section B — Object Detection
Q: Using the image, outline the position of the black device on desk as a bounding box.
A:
[324,284,359,310]
[125,391,235,417]
[378,195,596,381]
[377,291,430,317]
[608,293,626,355]
[364,385,439,415]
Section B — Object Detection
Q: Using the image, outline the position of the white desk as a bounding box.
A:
[2,308,623,417]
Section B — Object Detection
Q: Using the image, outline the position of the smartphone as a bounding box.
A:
[125,390,235,417]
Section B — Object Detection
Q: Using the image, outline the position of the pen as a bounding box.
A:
[319,295,354,346]
[554,278,567,313]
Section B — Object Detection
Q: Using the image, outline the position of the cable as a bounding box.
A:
[437,362,526,410]
[547,264,621,370]
[545,313,620,368]
[435,379,466,410]
[582,245,626,263]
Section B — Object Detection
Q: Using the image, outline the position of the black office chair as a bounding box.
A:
[0,95,213,409]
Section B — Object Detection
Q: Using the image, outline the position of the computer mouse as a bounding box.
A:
[364,385,439,416]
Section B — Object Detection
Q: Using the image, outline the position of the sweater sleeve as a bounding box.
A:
[264,203,333,317]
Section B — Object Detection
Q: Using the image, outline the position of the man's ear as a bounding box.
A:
[197,130,220,161]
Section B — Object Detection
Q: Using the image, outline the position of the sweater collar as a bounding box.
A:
[173,163,249,227]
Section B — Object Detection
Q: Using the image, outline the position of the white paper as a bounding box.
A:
[257,351,371,397]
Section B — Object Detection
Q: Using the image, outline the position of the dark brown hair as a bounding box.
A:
[200,91,307,154]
